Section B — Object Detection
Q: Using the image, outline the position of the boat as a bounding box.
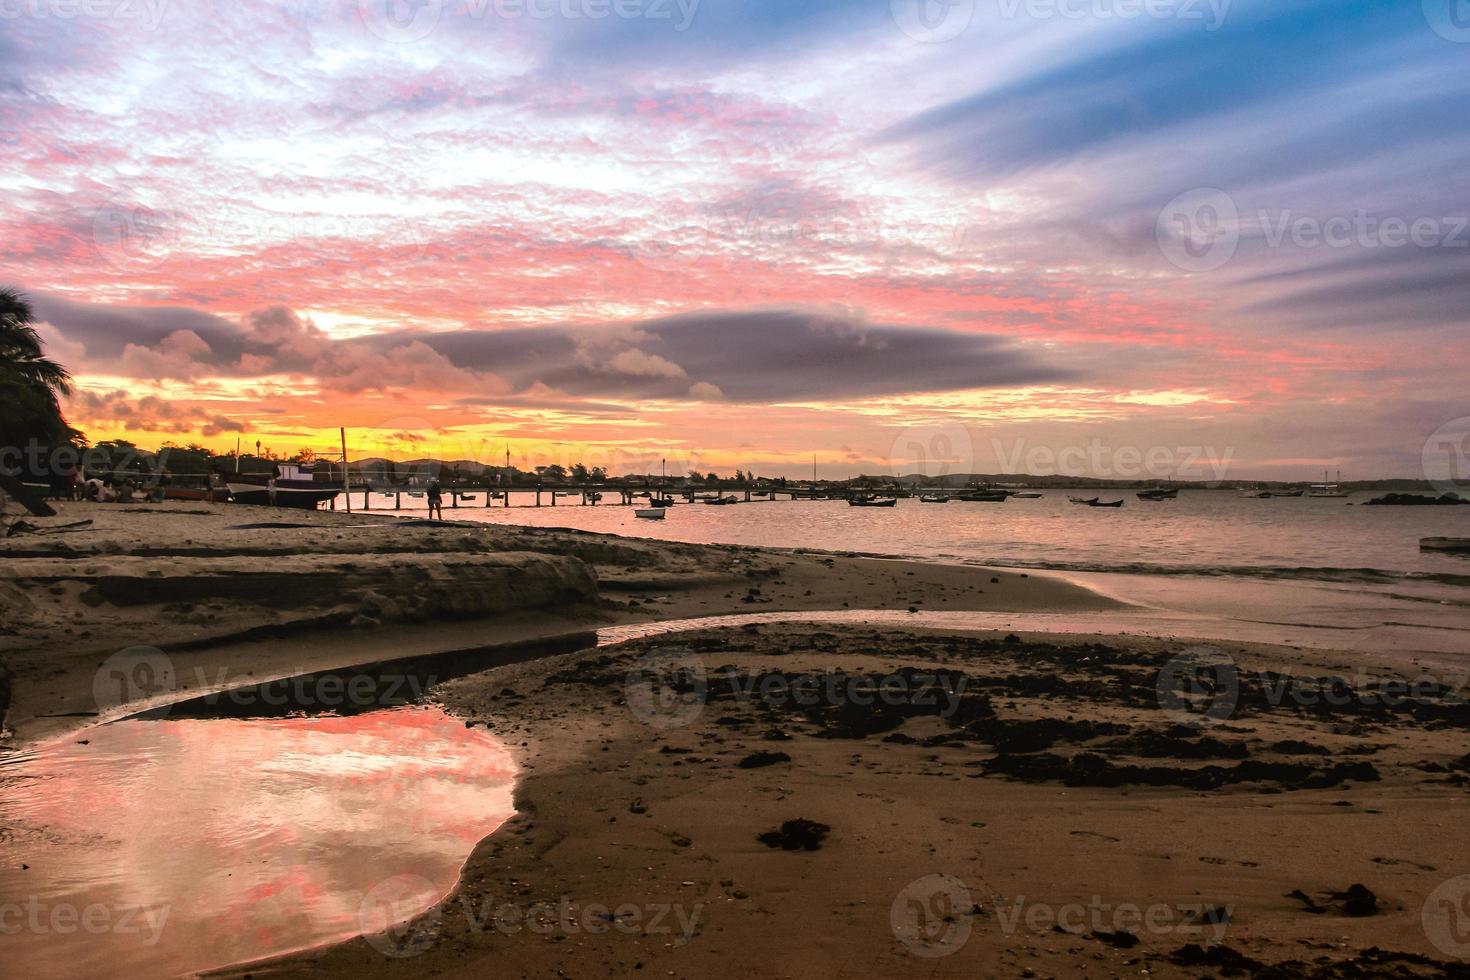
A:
[650,495,677,507]
[1309,471,1349,498]
[226,464,341,510]
[1422,537,1470,553]
[162,485,230,503]
[458,493,478,501]
[919,493,949,503]
[1237,488,1272,499]
[1137,488,1178,500]
[634,507,666,520]
[849,494,897,507]
[1271,488,1304,497]
[1011,491,1045,499]
[703,495,739,505]
[1069,496,1099,505]
[955,491,1009,502]
[1089,499,1125,508]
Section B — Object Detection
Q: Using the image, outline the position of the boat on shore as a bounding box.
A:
[226,465,341,510]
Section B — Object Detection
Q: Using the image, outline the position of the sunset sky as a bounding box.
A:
[5,0,1468,480]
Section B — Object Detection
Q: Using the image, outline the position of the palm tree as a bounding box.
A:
[0,286,81,453]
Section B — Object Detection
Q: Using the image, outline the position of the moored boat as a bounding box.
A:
[634,507,666,520]
[1089,499,1125,508]
[919,493,949,503]
[849,494,898,507]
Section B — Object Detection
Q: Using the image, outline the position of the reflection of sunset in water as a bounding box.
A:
[0,706,515,978]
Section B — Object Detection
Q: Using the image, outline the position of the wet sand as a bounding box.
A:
[5,502,1470,978]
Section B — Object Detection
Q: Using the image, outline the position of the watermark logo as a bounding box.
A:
[0,899,170,945]
[0,0,170,29]
[1424,0,1470,43]
[92,646,176,714]
[458,894,703,938]
[1156,645,1239,728]
[1424,875,1470,960]
[891,874,974,957]
[1422,417,1470,497]
[625,644,707,729]
[991,437,1235,482]
[891,0,974,42]
[358,874,443,958]
[358,0,443,43]
[1156,188,1239,272]
[92,201,182,271]
[997,0,1230,31]
[888,422,975,482]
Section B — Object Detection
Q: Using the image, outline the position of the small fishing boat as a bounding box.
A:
[1237,488,1272,499]
[634,507,666,520]
[1272,488,1304,497]
[1069,496,1099,505]
[1089,499,1125,508]
[956,491,1008,502]
[1011,491,1045,499]
[919,493,949,503]
[458,493,478,501]
[703,495,739,505]
[1137,488,1178,501]
[650,495,677,507]
[849,494,898,507]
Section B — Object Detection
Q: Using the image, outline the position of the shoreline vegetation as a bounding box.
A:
[3,503,1469,977]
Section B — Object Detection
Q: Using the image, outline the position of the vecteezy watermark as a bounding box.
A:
[357,0,701,44]
[888,423,976,481]
[1423,875,1470,960]
[1422,417,1470,497]
[891,874,975,957]
[92,201,181,271]
[990,895,1230,942]
[0,0,169,29]
[890,0,975,42]
[1156,651,1470,727]
[1156,646,1239,728]
[625,645,708,730]
[1423,0,1470,43]
[92,646,177,715]
[356,875,702,959]
[890,876,1230,956]
[456,894,703,940]
[996,0,1230,31]
[0,899,171,946]
[1157,188,1470,273]
[359,874,444,958]
[1156,188,1240,273]
[991,438,1236,482]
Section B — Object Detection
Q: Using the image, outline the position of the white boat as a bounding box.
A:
[1309,470,1349,498]
[919,493,949,503]
[226,464,341,510]
[1011,491,1045,499]
[634,507,666,519]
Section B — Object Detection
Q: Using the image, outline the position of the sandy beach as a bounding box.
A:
[4,502,1469,979]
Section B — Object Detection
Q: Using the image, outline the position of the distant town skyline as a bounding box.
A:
[6,1,1468,480]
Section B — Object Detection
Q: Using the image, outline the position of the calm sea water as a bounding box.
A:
[379,490,1470,584]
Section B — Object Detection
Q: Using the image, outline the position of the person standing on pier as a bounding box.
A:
[427,478,444,520]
